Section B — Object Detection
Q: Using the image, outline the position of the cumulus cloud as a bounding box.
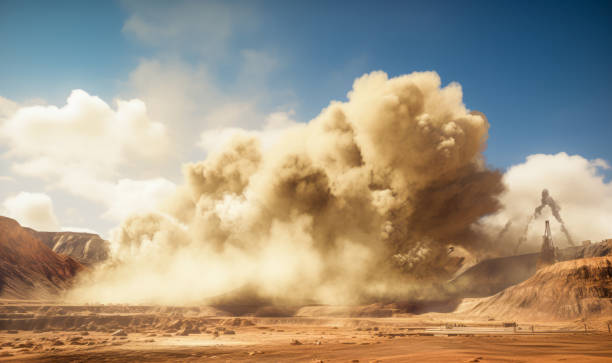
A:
[101,178,177,221]
[1,89,168,179]
[2,192,60,231]
[69,71,504,305]
[483,152,612,252]
[125,55,287,141]
[1,0,290,235]
[0,90,174,224]
[121,2,292,157]
[201,102,260,129]
[126,59,222,139]
[0,96,19,120]
[43,174,177,224]
[197,110,301,155]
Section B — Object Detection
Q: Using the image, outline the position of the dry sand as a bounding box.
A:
[0,301,611,362]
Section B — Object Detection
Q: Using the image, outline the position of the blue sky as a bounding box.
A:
[2,0,611,167]
[0,0,611,234]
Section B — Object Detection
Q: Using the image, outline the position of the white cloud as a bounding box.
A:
[126,59,222,134]
[2,192,60,231]
[486,152,612,251]
[126,56,285,131]
[1,89,168,180]
[0,91,175,224]
[41,173,177,223]
[120,0,285,134]
[121,2,294,152]
[0,2,290,234]
[197,110,301,155]
[102,178,177,221]
[0,96,19,120]
[201,102,259,129]
[125,56,295,155]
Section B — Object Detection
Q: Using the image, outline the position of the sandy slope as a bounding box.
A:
[459,256,612,321]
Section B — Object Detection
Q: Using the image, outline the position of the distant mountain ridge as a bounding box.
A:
[0,216,84,299]
[26,229,110,266]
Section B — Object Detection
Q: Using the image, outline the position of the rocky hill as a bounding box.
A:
[449,239,612,298]
[27,230,110,265]
[0,216,84,299]
[459,256,612,320]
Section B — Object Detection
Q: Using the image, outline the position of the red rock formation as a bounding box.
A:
[0,216,84,299]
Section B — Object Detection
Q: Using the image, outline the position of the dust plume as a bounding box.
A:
[514,189,574,252]
[494,220,512,245]
[534,189,574,246]
[67,71,504,306]
[514,215,533,254]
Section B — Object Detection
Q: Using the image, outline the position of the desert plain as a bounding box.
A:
[1,300,611,362]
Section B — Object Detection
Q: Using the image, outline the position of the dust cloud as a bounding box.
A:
[514,189,574,252]
[67,71,504,306]
[534,189,574,246]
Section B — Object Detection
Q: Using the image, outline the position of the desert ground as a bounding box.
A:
[2,217,611,362]
[1,301,611,363]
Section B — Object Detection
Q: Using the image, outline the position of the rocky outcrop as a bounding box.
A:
[449,239,612,298]
[26,230,110,266]
[459,256,612,320]
[0,216,84,299]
